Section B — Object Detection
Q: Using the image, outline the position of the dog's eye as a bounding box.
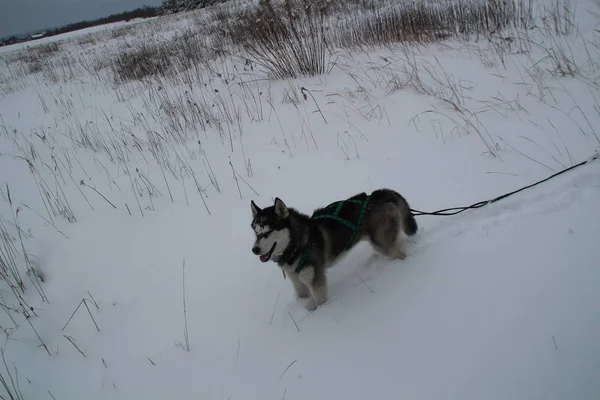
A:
[257,230,274,239]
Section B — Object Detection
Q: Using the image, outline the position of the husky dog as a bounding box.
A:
[250,188,417,310]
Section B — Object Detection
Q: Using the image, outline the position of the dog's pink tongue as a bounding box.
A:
[260,254,269,262]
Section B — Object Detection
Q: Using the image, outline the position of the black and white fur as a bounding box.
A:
[250,188,418,310]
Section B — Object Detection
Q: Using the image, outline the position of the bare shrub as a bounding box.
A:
[112,42,174,81]
[34,41,61,56]
[77,33,97,46]
[110,24,219,82]
[226,0,329,79]
[110,25,138,39]
[8,42,62,75]
[539,0,576,37]
[221,0,538,79]
[172,29,212,71]
[331,0,535,48]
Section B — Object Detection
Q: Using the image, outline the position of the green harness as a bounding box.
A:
[294,195,371,274]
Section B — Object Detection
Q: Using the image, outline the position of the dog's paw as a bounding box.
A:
[304,299,317,311]
[365,253,382,266]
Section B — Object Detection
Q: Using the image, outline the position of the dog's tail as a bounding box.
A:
[397,196,418,236]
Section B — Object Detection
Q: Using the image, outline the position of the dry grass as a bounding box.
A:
[224,0,330,79]
[0,1,596,396]
[112,42,174,81]
[215,0,537,79]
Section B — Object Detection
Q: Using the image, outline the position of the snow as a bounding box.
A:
[1,0,600,399]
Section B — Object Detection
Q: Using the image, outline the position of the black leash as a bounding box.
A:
[410,153,599,217]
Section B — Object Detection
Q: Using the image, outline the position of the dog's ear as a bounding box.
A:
[251,200,261,219]
[273,197,289,219]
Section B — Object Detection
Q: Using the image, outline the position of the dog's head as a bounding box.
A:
[250,198,291,263]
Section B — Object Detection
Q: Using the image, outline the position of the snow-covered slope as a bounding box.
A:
[1,0,599,398]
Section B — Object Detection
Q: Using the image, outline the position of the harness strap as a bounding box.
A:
[311,214,357,230]
[295,235,312,274]
[294,195,370,274]
[346,196,370,248]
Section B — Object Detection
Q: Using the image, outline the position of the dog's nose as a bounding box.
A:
[252,246,261,255]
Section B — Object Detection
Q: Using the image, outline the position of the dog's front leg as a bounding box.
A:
[289,275,310,299]
[298,266,328,310]
[308,283,328,310]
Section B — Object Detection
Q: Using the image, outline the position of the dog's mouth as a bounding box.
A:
[260,242,277,262]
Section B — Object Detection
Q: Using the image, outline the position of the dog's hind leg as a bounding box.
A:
[367,206,406,260]
[372,243,406,260]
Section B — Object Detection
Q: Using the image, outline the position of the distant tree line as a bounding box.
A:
[0,0,231,48]
[48,6,160,35]
[161,0,228,14]
[1,6,160,47]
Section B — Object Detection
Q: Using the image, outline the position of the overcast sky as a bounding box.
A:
[0,0,163,38]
